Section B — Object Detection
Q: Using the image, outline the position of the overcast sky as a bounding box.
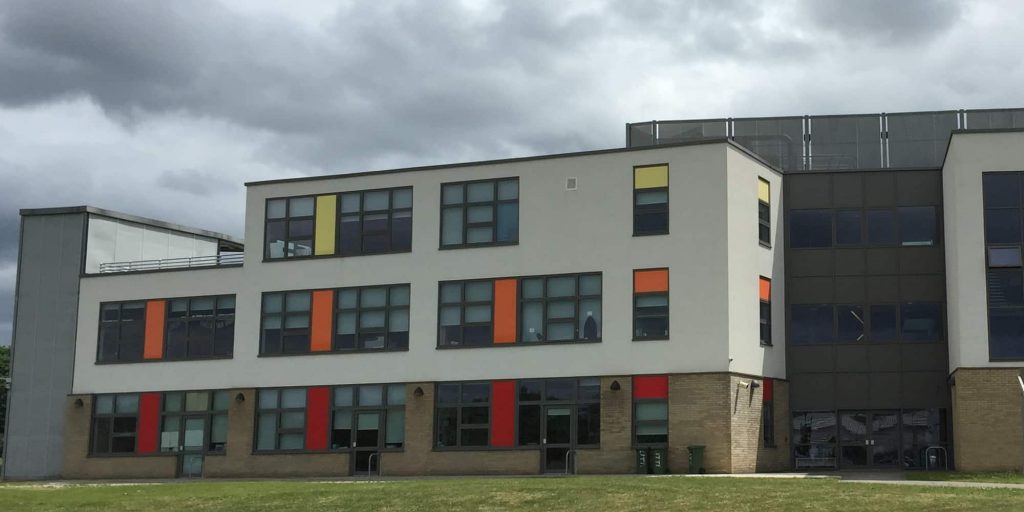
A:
[1,0,1023,346]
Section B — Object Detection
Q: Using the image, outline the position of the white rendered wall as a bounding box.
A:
[84,215,219,273]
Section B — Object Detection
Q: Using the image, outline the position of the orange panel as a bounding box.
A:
[634,269,669,293]
[759,277,771,302]
[493,279,517,343]
[311,290,334,352]
[143,300,166,360]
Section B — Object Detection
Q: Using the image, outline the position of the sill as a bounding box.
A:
[96,355,234,365]
[760,342,773,348]
[988,356,1024,362]
[633,337,669,342]
[759,241,772,249]
[438,241,519,251]
[258,348,410,358]
[633,231,669,237]
[436,339,602,350]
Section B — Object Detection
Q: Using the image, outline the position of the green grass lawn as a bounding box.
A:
[905,471,1024,484]
[1,476,1023,512]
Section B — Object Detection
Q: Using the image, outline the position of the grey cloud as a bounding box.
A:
[802,0,961,45]
[157,169,232,197]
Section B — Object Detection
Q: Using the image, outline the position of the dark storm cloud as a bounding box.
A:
[802,0,962,45]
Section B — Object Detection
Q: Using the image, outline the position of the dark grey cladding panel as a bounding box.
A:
[789,346,835,373]
[865,249,899,275]
[834,276,866,303]
[836,345,869,372]
[864,173,897,207]
[832,173,864,207]
[899,275,947,301]
[899,247,945,275]
[901,344,949,372]
[868,345,902,372]
[902,372,950,408]
[835,373,871,409]
[786,174,832,209]
[866,276,900,302]
[896,171,943,206]
[788,250,833,277]
[788,277,834,303]
[834,250,866,276]
[790,373,836,410]
[869,373,902,409]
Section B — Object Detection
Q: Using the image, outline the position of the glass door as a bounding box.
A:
[869,411,900,468]
[352,412,381,475]
[542,406,573,473]
[179,416,205,478]
[839,410,900,469]
[839,411,869,468]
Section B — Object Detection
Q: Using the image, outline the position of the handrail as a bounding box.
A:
[565,449,577,475]
[366,452,380,478]
[924,446,948,471]
[98,253,243,273]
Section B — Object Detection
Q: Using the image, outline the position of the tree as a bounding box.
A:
[0,345,8,455]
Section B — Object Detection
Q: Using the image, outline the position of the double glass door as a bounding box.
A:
[542,406,574,473]
[839,411,899,469]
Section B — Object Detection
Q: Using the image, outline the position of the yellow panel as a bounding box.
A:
[758,178,770,203]
[634,165,668,189]
[314,195,337,256]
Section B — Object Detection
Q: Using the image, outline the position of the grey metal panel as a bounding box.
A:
[886,111,958,169]
[895,171,943,206]
[790,373,836,410]
[786,175,832,208]
[898,247,945,275]
[789,277,834,303]
[864,173,896,207]
[808,114,882,170]
[732,116,805,171]
[789,346,835,373]
[832,173,864,207]
[865,249,899,275]
[834,276,866,303]
[901,372,949,408]
[899,275,946,301]
[868,344,902,372]
[789,250,833,277]
[901,344,949,372]
[834,249,866,276]
[836,345,869,372]
[869,373,902,408]
[3,213,85,479]
[835,373,871,409]
[866,276,899,302]
[628,122,655,147]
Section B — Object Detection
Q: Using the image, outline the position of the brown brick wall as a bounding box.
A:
[668,373,732,473]
[576,376,633,474]
[951,368,1024,472]
[62,395,177,479]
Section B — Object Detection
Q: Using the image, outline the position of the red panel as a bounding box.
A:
[136,392,161,454]
[633,375,669,399]
[490,380,516,447]
[306,387,330,451]
[763,378,773,402]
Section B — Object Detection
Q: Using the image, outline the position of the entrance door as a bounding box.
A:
[542,406,573,473]
[838,411,899,469]
[179,416,206,478]
[352,412,381,475]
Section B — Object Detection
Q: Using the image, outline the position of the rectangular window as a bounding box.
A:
[983,172,1024,359]
[330,384,405,450]
[520,273,602,343]
[265,196,315,259]
[792,411,837,469]
[97,302,146,363]
[256,388,307,451]
[436,382,491,448]
[517,378,601,448]
[440,178,519,248]
[758,178,770,246]
[261,291,312,355]
[900,302,943,342]
[438,280,494,347]
[165,296,235,360]
[792,303,942,344]
[338,187,413,256]
[759,277,771,346]
[790,304,835,344]
[160,390,230,454]
[791,207,937,248]
[634,164,669,235]
[91,394,139,454]
[335,285,410,352]
[789,209,833,248]
[634,269,669,340]
[633,375,668,447]
[762,379,775,448]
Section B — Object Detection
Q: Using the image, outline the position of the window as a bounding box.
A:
[256,388,307,451]
[869,305,899,341]
[339,187,412,256]
[517,378,601,448]
[440,178,519,248]
[898,207,938,246]
[98,302,146,363]
[792,411,837,468]
[331,384,405,450]
[265,196,315,259]
[758,178,771,246]
[634,165,669,235]
[792,303,942,344]
[520,274,602,342]
[866,209,897,245]
[160,391,230,454]
[759,277,771,346]
[633,375,668,447]
[261,292,312,355]
[91,394,138,454]
[335,285,410,351]
[835,210,862,245]
[438,280,494,347]
[789,210,832,248]
[983,172,1024,359]
[790,304,835,344]
[900,302,942,342]
[836,304,865,342]
[634,269,669,340]
[436,382,490,448]
[165,296,235,360]
[762,379,775,448]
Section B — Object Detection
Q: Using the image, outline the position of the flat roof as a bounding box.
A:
[20,205,244,248]
[244,138,782,187]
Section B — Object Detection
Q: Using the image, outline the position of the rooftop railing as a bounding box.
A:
[97,253,243,273]
[627,108,1024,172]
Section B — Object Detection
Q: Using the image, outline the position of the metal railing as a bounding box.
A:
[366,452,381,478]
[565,450,577,475]
[98,253,243,273]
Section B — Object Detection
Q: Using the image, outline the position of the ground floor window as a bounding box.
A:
[91,394,139,454]
[160,390,229,454]
[633,375,669,447]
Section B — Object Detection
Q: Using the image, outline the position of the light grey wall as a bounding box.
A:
[84,215,219,273]
[71,143,784,394]
[3,213,86,479]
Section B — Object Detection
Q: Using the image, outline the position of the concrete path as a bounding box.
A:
[675,471,1024,490]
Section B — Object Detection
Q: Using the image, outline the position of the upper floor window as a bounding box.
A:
[520,274,602,343]
[265,196,315,259]
[983,172,1024,360]
[98,302,145,363]
[790,207,938,248]
[633,269,669,341]
[634,164,669,236]
[335,285,410,352]
[92,394,139,454]
[760,277,772,346]
[440,178,519,248]
[758,178,771,246]
[166,296,235,360]
[438,280,494,347]
[261,292,312,355]
[790,302,942,344]
[339,187,412,256]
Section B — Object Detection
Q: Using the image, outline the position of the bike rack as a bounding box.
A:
[924,446,948,471]
[366,452,381,478]
[565,450,578,475]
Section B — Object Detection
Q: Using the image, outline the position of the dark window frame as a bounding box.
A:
[334,284,411,353]
[435,381,492,450]
[789,206,940,249]
[439,177,520,249]
[519,273,602,344]
[760,277,772,346]
[160,390,230,454]
[330,384,406,452]
[633,398,669,448]
[633,164,669,236]
[90,393,139,455]
[982,171,1024,361]
[437,279,495,347]
[259,290,313,355]
[790,302,943,345]
[516,377,601,449]
[254,388,308,453]
[338,186,413,257]
[264,196,317,260]
[759,177,771,247]
[633,269,669,341]
[96,301,146,363]
[164,295,236,361]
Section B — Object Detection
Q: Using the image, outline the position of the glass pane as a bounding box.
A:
[337,312,356,335]
[279,434,303,450]
[263,294,283,314]
[217,296,236,314]
[899,207,937,246]
[440,282,462,304]
[836,305,865,342]
[989,308,1024,359]
[467,205,493,223]
[521,302,543,342]
[364,190,389,211]
[267,199,287,219]
[360,311,386,330]
[790,210,832,248]
[163,392,183,412]
[386,411,404,446]
[359,385,384,406]
[547,322,574,341]
[169,299,189,318]
[183,418,205,449]
[437,384,461,404]
[496,203,518,242]
[185,392,209,412]
[989,247,1022,268]
[521,278,544,299]
[580,298,601,340]
[289,197,314,217]
[466,227,492,243]
[389,286,410,306]
[636,401,668,421]
[467,182,494,202]
[545,379,575,401]
[116,394,139,414]
[835,210,862,245]
[440,306,461,326]
[988,270,1024,307]
[870,305,898,341]
[901,303,942,342]
[340,192,361,213]
[389,309,409,332]
[281,388,306,408]
[211,415,228,445]
[387,384,406,406]
[442,184,464,205]
[286,292,311,312]
[985,209,1022,244]
[334,386,354,407]
[441,207,464,245]
[464,305,491,323]
[281,411,305,429]
[579,275,601,296]
[635,190,668,205]
[212,391,230,411]
[360,288,387,308]
[578,378,601,400]
[497,179,518,200]
[160,417,180,452]
[547,277,576,297]
[984,174,1021,208]
[547,300,575,319]
[462,383,490,403]
[284,315,309,329]
[257,413,277,450]
[464,281,492,301]
[95,395,114,415]
[339,289,358,309]
[392,188,412,209]
[258,389,279,409]
[867,210,897,245]
[791,304,835,344]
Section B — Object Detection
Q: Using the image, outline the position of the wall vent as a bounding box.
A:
[566,177,578,190]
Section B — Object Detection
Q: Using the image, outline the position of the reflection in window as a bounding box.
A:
[339,187,412,256]
[265,196,315,259]
[898,207,937,246]
[261,292,312,354]
[836,305,864,342]
[790,304,835,344]
[866,209,897,245]
[98,302,146,363]
[900,303,942,342]
[441,178,519,247]
[165,295,235,360]
[790,210,832,248]
[335,285,410,352]
[438,280,494,347]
